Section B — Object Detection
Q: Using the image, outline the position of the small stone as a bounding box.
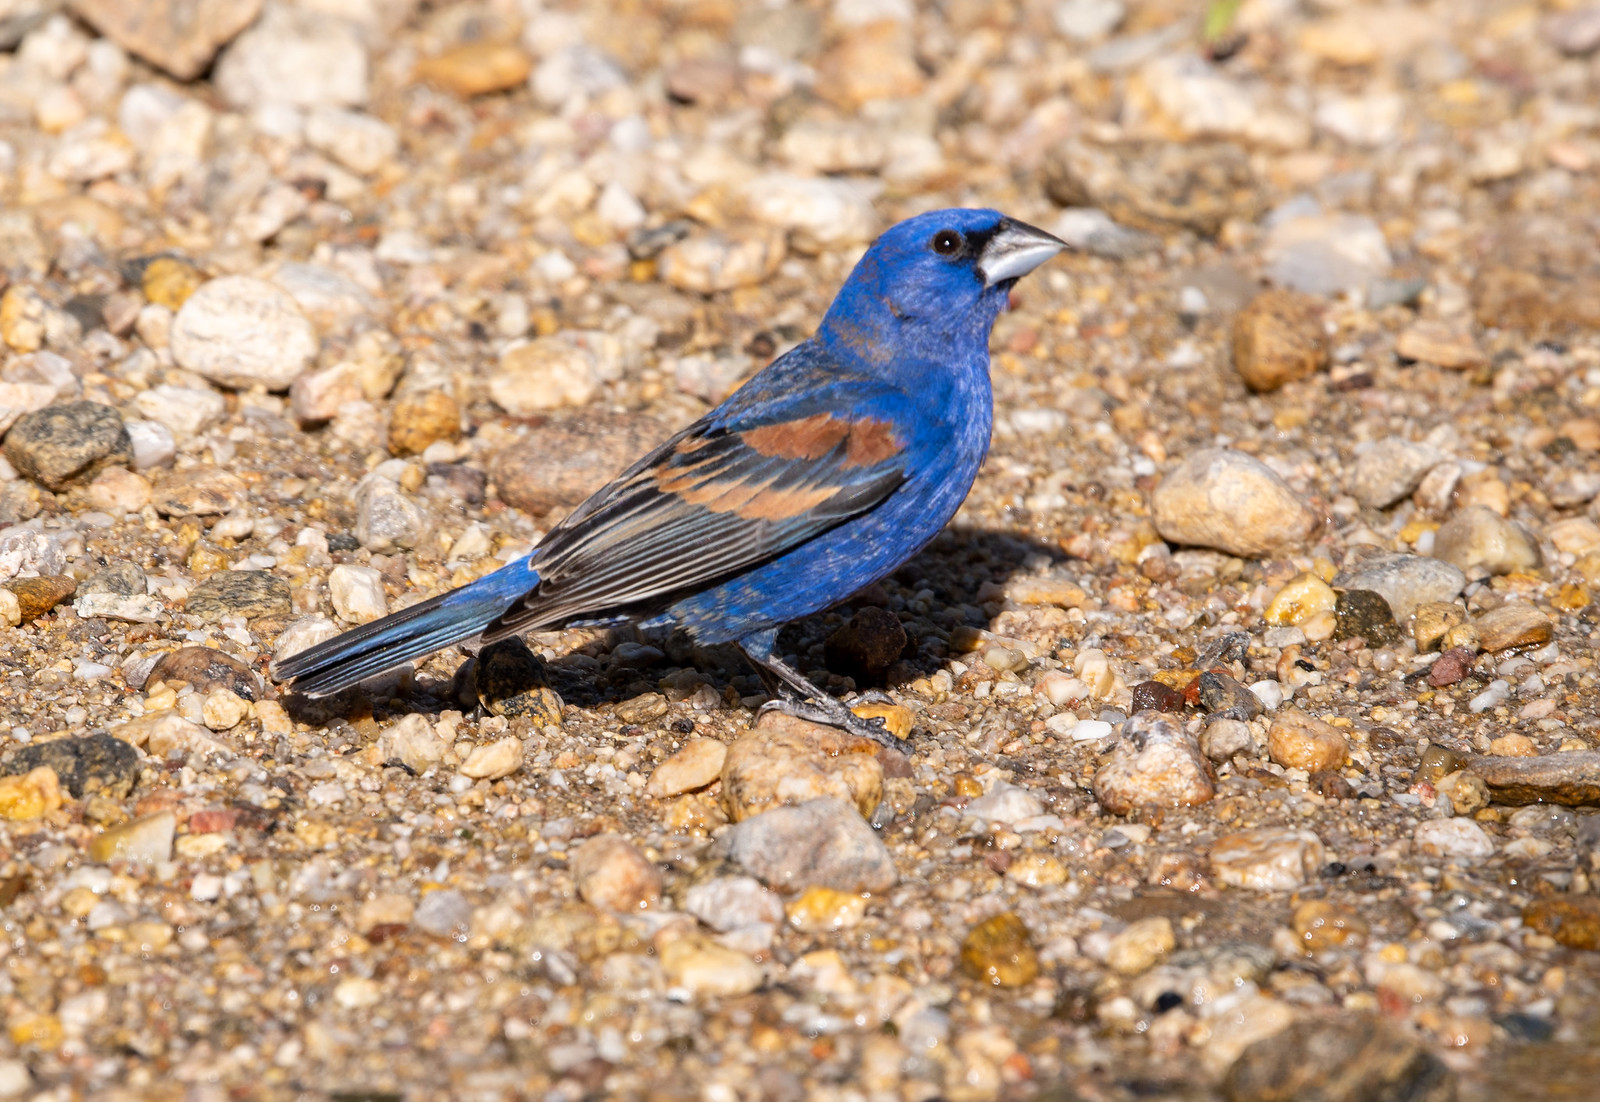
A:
[1333,589,1401,646]
[0,733,138,798]
[1198,670,1264,722]
[378,714,447,774]
[413,42,533,97]
[214,4,368,109]
[1093,711,1215,815]
[1290,901,1368,953]
[459,736,524,781]
[1435,510,1541,581]
[1331,551,1466,619]
[1151,448,1319,558]
[200,688,248,731]
[88,811,175,863]
[151,469,246,517]
[965,782,1046,824]
[685,876,785,934]
[0,382,61,437]
[613,692,669,724]
[646,738,727,798]
[491,412,663,514]
[388,391,459,457]
[1201,718,1255,761]
[489,336,600,415]
[1549,517,1600,557]
[474,638,563,723]
[1263,211,1391,295]
[112,711,225,757]
[961,912,1039,988]
[1523,897,1600,950]
[1106,916,1175,975]
[1043,139,1261,236]
[1414,818,1495,861]
[304,107,397,175]
[721,712,884,823]
[125,420,177,470]
[1489,733,1537,757]
[147,646,258,699]
[1435,770,1490,816]
[1347,439,1443,510]
[1267,709,1349,773]
[1231,290,1327,393]
[356,892,413,935]
[722,796,898,892]
[659,935,763,997]
[1395,321,1485,370]
[658,229,786,295]
[328,564,386,624]
[413,889,471,937]
[1263,572,1337,625]
[1128,679,1187,714]
[0,766,62,821]
[5,575,76,622]
[0,285,46,352]
[354,472,426,554]
[4,401,131,490]
[1412,602,1467,652]
[1210,828,1325,891]
[571,833,661,912]
[133,384,225,439]
[1474,604,1553,653]
[84,467,151,514]
[268,263,379,337]
[69,0,260,80]
[0,590,17,627]
[1468,752,1600,806]
[0,1058,30,1098]
[848,701,913,741]
[170,276,318,391]
[743,173,878,252]
[1426,646,1475,687]
[1222,1015,1455,1102]
[185,571,290,621]
[786,886,866,932]
[823,607,907,683]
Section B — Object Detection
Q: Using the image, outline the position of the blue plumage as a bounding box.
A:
[273,208,1064,743]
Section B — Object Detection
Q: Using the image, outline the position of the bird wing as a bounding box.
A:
[484,382,911,638]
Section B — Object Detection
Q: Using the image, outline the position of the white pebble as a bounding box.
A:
[329,564,387,623]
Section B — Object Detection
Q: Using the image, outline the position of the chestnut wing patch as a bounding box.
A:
[483,411,907,636]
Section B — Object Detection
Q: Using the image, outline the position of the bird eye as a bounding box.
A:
[931,229,962,255]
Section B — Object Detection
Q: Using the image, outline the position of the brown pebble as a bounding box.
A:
[491,412,665,516]
[1130,680,1187,714]
[414,42,533,97]
[6,575,76,622]
[387,391,460,457]
[823,606,907,683]
[1474,604,1553,653]
[1426,647,1474,687]
[146,646,260,700]
[1523,896,1600,950]
[960,911,1039,987]
[1267,709,1349,773]
[1232,289,1327,392]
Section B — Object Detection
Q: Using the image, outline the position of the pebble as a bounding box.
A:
[1054,0,1126,41]
[473,639,563,723]
[1210,828,1325,891]
[84,468,151,514]
[140,258,206,311]
[151,469,246,517]
[1395,321,1486,370]
[413,889,471,938]
[414,42,533,97]
[1290,901,1368,952]
[184,571,290,621]
[0,733,137,798]
[1201,718,1256,761]
[659,936,763,997]
[658,229,786,295]
[304,107,397,175]
[1432,506,1542,576]
[1231,290,1327,393]
[268,262,379,336]
[1263,572,1336,625]
[645,738,727,798]
[148,646,258,699]
[960,912,1039,988]
[72,0,260,80]
[387,391,459,457]
[1347,439,1443,510]
[0,382,60,436]
[273,614,341,667]
[490,413,664,515]
[1414,818,1495,861]
[786,886,866,932]
[1093,711,1215,815]
[1522,897,1600,950]
[4,401,131,490]
[0,589,17,627]
[200,688,248,731]
[125,420,177,470]
[214,4,368,109]
[6,574,76,622]
[1151,448,1319,558]
[722,796,898,893]
[133,384,225,439]
[964,782,1046,825]
[1412,602,1467,652]
[1331,551,1465,619]
[170,276,318,391]
[720,712,884,822]
[1043,138,1260,236]
[1106,916,1175,975]
[88,811,175,864]
[1546,6,1600,55]
[377,713,446,774]
[571,834,661,912]
[848,701,913,741]
[684,876,784,932]
[489,336,600,415]
[112,711,223,758]
[1474,604,1553,653]
[354,470,426,553]
[823,606,907,682]
[1199,669,1265,722]
[1263,211,1391,295]
[329,564,387,624]
[1266,709,1349,773]
[1333,589,1401,646]
[743,173,878,252]
[0,766,62,821]
[356,893,414,936]
[1549,517,1600,557]
[1222,1015,1454,1102]
[1468,752,1600,806]
[458,736,524,781]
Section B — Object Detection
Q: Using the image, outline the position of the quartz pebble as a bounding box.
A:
[1210,828,1325,891]
[684,876,784,932]
[722,796,898,893]
[1474,604,1553,653]
[1347,439,1442,510]
[171,277,318,391]
[1414,818,1495,861]
[1106,916,1175,975]
[1151,448,1319,558]
[571,834,662,912]
[458,736,523,781]
[1332,552,1465,619]
[645,738,726,798]
[329,564,387,623]
[1432,506,1542,576]
[88,811,175,863]
[720,712,884,822]
[659,936,763,997]
[489,337,600,415]
[1093,711,1215,814]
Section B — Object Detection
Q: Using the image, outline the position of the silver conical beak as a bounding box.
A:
[977,218,1068,288]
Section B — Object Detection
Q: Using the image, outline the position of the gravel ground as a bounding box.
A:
[2,1,1600,1099]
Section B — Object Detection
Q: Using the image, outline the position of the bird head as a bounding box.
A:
[818,208,1066,356]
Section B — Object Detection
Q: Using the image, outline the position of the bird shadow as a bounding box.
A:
[279,524,1070,729]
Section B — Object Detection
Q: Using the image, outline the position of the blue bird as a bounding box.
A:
[272,209,1065,745]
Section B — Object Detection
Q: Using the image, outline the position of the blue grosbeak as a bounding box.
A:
[274,208,1065,744]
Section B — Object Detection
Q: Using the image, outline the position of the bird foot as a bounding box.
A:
[755,696,899,749]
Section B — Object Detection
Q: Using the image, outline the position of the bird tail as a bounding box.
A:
[271,559,538,697]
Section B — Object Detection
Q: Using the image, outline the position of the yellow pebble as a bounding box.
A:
[1264,572,1338,626]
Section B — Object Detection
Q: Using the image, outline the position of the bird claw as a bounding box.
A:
[755,696,900,749]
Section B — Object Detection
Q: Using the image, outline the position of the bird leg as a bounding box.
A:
[745,650,899,749]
